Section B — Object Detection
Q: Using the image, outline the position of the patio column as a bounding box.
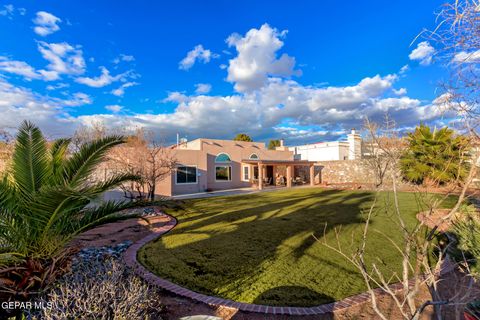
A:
[258,163,263,190]
[309,164,315,186]
[286,165,292,188]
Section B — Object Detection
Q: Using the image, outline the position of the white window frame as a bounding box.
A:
[242,165,250,181]
[175,165,198,185]
[249,153,259,160]
[215,165,232,182]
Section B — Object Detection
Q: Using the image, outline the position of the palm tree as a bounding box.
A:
[0,121,139,297]
[400,124,469,186]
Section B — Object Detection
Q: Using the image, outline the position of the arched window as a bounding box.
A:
[249,153,259,160]
[215,153,231,163]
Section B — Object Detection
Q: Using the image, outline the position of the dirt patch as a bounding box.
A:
[71,214,171,248]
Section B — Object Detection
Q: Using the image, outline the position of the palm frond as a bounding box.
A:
[11,121,50,196]
[63,135,125,188]
[50,138,71,183]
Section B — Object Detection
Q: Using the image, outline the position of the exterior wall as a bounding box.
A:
[289,142,349,161]
[318,160,376,184]
[160,139,295,196]
[318,159,406,187]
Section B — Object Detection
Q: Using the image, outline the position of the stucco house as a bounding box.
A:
[156,138,317,196]
[289,129,363,161]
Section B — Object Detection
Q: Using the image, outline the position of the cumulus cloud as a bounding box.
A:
[111,81,138,96]
[0,57,41,80]
[226,24,301,92]
[453,50,480,63]
[37,41,85,79]
[179,45,216,70]
[409,41,435,66]
[105,104,123,113]
[393,87,407,96]
[0,4,15,18]
[76,66,126,88]
[33,11,61,36]
[113,54,135,64]
[194,83,211,94]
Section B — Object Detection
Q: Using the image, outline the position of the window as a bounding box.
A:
[176,166,197,184]
[216,166,232,181]
[249,153,259,160]
[242,165,250,181]
[253,166,259,179]
[215,153,231,163]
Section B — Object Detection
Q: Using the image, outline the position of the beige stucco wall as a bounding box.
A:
[157,139,295,196]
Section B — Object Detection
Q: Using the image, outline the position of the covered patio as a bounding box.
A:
[241,159,318,190]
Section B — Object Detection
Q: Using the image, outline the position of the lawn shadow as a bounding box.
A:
[253,285,335,308]
[140,189,375,306]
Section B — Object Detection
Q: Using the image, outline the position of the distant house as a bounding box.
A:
[288,129,363,161]
[156,138,316,196]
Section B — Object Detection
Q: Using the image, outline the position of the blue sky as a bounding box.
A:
[0,0,453,144]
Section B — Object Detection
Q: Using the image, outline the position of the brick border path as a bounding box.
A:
[123,209,456,316]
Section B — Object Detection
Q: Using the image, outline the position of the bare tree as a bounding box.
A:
[320,116,476,319]
[109,128,176,201]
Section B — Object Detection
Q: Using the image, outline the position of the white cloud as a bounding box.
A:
[194,83,212,94]
[105,104,123,113]
[0,4,14,18]
[0,56,41,80]
[111,81,138,96]
[179,45,216,70]
[76,66,126,88]
[37,41,85,78]
[46,82,69,90]
[163,91,189,103]
[393,87,407,96]
[399,64,409,75]
[33,11,61,36]
[409,41,435,66]
[113,54,135,64]
[0,56,61,81]
[62,92,92,106]
[453,50,480,63]
[226,24,301,92]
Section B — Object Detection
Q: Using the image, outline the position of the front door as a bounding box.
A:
[266,165,274,185]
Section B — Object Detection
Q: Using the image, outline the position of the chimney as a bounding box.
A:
[280,139,284,147]
[347,128,362,160]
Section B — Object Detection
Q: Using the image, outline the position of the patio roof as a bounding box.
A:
[241,159,316,165]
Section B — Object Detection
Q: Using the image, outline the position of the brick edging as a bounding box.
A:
[123,209,457,316]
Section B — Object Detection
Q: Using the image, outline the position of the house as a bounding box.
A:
[156,138,317,196]
[288,129,363,161]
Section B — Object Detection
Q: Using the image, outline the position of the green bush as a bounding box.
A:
[0,121,139,299]
[400,124,469,186]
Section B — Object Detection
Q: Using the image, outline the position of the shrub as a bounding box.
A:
[400,124,469,186]
[30,259,164,320]
[0,121,139,300]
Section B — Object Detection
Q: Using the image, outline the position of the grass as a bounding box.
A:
[138,188,456,307]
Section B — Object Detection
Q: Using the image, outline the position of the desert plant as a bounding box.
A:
[0,121,139,298]
[400,124,469,186]
[268,139,281,150]
[233,133,253,142]
[29,259,164,320]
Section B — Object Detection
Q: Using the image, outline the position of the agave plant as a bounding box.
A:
[0,121,139,298]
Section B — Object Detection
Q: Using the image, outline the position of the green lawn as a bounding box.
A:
[139,188,455,307]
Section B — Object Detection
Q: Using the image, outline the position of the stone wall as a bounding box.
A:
[317,160,376,185]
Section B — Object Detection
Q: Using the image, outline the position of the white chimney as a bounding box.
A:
[347,128,362,160]
[280,139,284,147]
